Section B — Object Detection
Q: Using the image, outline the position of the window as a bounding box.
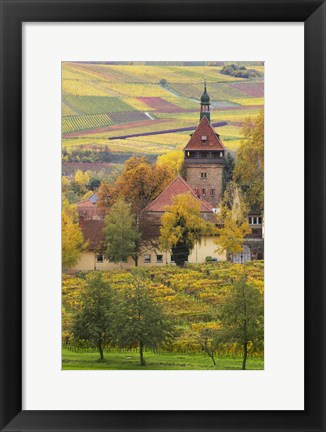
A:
[144,254,151,264]
[202,188,206,196]
[96,254,104,263]
[201,135,207,144]
[249,216,262,225]
[156,255,163,263]
[211,188,215,196]
[201,172,207,179]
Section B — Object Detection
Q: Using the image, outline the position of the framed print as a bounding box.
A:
[0,0,325,431]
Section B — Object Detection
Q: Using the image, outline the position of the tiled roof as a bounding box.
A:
[183,116,226,151]
[77,200,103,220]
[77,201,95,208]
[144,175,214,213]
[81,219,105,250]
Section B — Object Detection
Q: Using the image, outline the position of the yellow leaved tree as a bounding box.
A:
[62,199,87,271]
[74,169,90,187]
[216,183,251,260]
[159,193,214,266]
[234,109,264,211]
[156,150,184,176]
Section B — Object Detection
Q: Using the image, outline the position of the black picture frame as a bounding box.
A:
[0,1,325,431]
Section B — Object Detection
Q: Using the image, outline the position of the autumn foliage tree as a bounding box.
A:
[97,180,113,214]
[74,169,90,187]
[112,156,175,216]
[62,199,86,270]
[156,150,184,176]
[234,110,264,211]
[216,182,251,260]
[160,193,214,266]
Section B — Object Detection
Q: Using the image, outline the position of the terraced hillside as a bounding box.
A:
[62,62,264,164]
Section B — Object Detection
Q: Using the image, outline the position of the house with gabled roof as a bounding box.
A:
[144,175,215,219]
[139,174,225,266]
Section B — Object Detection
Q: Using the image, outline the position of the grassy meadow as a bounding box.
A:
[62,348,263,370]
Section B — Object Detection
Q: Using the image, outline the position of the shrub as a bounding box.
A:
[220,65,261,79]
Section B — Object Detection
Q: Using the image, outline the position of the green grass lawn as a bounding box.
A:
[62,347,264,370]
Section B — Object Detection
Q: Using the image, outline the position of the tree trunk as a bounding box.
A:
[139,340,145,366]
[242,341,248,370]
[98,343,104,361]
[209,353,216,366]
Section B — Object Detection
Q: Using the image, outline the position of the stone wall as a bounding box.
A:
[185,163,224,205]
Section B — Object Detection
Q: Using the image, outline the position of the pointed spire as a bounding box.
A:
[201,79,210,104]
[200,80,210,122]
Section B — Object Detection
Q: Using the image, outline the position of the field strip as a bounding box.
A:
[62,95,83,115]
[62,118,169,138]
[108,121,227,140]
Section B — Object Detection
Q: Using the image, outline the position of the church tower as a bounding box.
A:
[200,81,211,122]
[183,83,226,205]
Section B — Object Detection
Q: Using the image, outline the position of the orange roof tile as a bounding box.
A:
[183,116,226,151]
[144,176,214,213]
[77,200,103,220]
[77,201,95,208]
[80,219,105,250]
